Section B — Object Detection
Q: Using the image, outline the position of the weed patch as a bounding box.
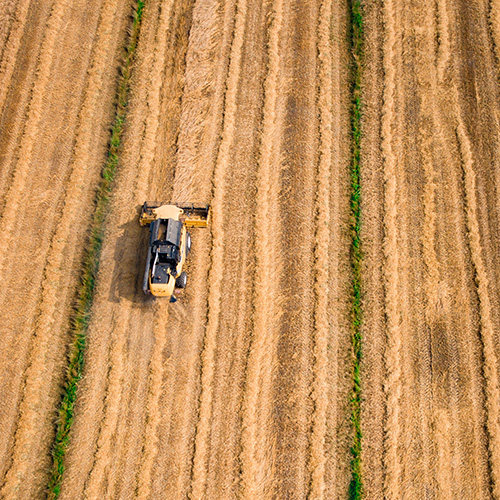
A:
[348,0,364,498]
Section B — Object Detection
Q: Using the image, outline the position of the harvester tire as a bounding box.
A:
[175,271,187,289]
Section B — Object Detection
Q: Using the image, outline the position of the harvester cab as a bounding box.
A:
[139,202,210,301]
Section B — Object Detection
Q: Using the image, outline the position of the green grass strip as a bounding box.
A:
[46,2,144,498]
[348,0,364,499]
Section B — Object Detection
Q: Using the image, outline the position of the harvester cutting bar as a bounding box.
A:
[177,203,210,228]
[139,202,210,227]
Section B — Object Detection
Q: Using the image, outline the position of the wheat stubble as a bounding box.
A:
[361,0,499,497]
[0,0,131,495]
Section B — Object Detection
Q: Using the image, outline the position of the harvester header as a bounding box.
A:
[140,202,210,227]
[139,202,210,300]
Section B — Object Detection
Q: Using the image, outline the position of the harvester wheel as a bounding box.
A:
[175,271,187,289]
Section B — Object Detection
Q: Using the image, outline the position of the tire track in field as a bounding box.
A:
[188,0,249,496]
[309,1,334,496]
[379,0,403,497]
[239,0,284,496]
[0,0,130,496]
[435,410,453,498]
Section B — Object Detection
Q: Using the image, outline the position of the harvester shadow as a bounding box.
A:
[107,207,153,306]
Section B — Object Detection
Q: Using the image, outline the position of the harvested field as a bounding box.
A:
[2,0,500,498]
[361,0,500,498]
[0,0,132,497]
[57,0,352,498]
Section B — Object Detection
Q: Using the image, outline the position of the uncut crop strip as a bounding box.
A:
[349,0,364,497]
[173,0,237,197]
[45,2,144,497]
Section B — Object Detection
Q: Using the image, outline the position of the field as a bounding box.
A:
[0,0,499,499]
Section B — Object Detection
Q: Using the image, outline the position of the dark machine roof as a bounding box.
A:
[164,219,182,247]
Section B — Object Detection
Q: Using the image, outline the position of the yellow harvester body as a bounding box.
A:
[140,202,209,300]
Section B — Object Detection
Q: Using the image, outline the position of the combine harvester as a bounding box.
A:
[140,202,210,301]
